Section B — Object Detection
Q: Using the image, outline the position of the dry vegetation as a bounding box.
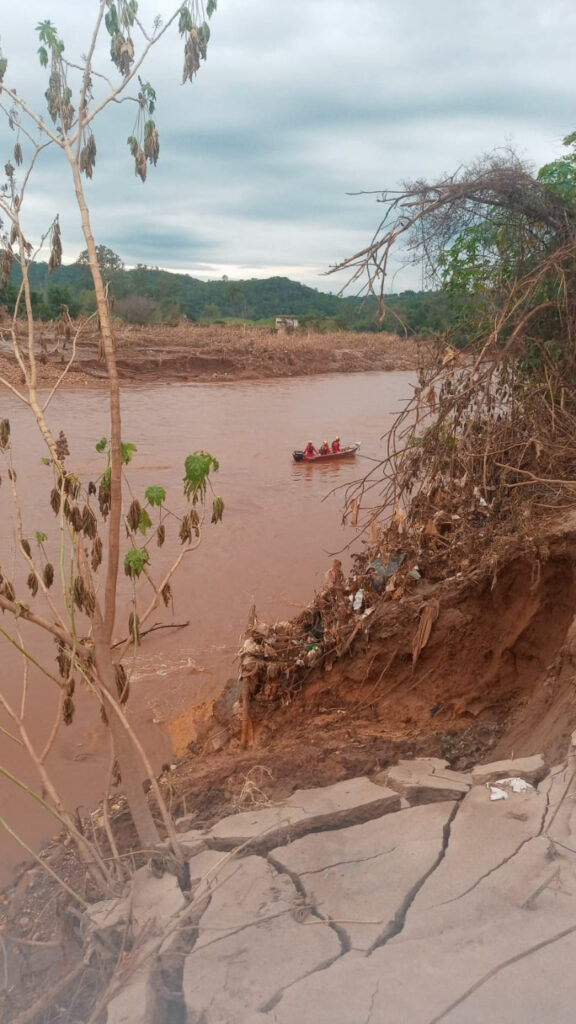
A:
[0,320,427,389]
[113,323,425,378]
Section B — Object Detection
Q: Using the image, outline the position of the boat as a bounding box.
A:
[292,441,361,463]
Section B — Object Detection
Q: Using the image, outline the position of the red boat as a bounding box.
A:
[292,441,361,462]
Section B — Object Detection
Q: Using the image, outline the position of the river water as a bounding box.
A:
[0,371,413,884]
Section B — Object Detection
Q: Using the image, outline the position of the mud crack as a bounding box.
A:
[267,851,351,954]
[439,781,553,908]
[368,800,460,952]
[425,921,576,1024]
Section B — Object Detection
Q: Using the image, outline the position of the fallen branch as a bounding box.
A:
[111,620,190,649]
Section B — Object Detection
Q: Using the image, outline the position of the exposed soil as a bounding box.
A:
[0,321,426,389]
[177,516,576,782]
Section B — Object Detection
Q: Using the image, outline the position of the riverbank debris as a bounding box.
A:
[234,540,432,747]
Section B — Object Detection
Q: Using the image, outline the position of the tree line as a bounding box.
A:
[2,256,452,335]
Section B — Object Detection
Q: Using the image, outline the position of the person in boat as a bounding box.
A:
[319,440,331,455]
[331,436,341,453]
[304,440,318,458]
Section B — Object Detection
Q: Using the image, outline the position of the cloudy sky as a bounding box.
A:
[2,0,576,293]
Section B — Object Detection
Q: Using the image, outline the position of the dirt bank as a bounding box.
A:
[170,514,576,798]
[0,322,426,388]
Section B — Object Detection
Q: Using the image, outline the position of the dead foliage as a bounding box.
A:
[330,150,574,306]
[323,149,576,583]
[339,318,576,588]
[229,766,274,812]
[0,321,428,389]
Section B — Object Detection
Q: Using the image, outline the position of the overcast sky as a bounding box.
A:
[2,0,576,293]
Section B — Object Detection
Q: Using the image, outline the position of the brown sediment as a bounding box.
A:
[0,322,427,389]
[176,514,576,773]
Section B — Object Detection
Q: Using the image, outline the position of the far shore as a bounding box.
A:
[0,322,429,390]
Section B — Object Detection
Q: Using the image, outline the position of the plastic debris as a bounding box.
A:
[495,777,534,793]
[383,553,406,578]
[489,785,508,801]
[473,486,489,508]
[366,556,386,591]
[367,555,386,577]
[352,589,364,611]
[366,553,408,590]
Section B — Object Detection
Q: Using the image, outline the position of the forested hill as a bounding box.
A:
[5,261,449,334]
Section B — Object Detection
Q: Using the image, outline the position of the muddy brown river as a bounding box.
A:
[0,371,413,884]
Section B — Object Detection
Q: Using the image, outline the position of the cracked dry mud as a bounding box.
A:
[98,751,576,1024]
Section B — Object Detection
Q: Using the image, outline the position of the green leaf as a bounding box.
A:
[41,457,51,466]
[137,78,156,115]
[121,441,137,464]
[105,4,119,36]
[207,0,217,17]
[35,531,48,544]
[101,467,111,488]
[183,451,219,503]
[178,7,193,34]
[198,21,211,49]
[95,437,108,452]
[138,509,152,535]
[36,20,57,46]
[124,547,149,576]
[0,57,8,81]
[37,46,48,68]
[145,485,166,507]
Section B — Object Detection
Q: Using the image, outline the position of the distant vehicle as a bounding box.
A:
[292,441,361,463]
[275,316,299,332]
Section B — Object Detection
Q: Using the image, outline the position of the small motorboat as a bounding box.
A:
[292,441,361,463]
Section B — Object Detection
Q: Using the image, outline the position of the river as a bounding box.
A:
[0,371,414,885]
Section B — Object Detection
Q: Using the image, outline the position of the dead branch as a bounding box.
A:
[111,619,190,649]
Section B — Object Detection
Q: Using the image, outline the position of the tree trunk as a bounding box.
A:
[69,158,122,644]
[92,611,161,849]
[69,154,162,850]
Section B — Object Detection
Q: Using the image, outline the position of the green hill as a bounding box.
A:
[4,262,450,335]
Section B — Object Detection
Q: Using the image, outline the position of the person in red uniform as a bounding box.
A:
[319,440,330,455]
[331,436,341,453]
[304,440,318,458]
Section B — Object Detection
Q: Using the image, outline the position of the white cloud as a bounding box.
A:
[2,0,575,294]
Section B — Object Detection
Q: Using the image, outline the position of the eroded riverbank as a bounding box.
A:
[0,322,427,389]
